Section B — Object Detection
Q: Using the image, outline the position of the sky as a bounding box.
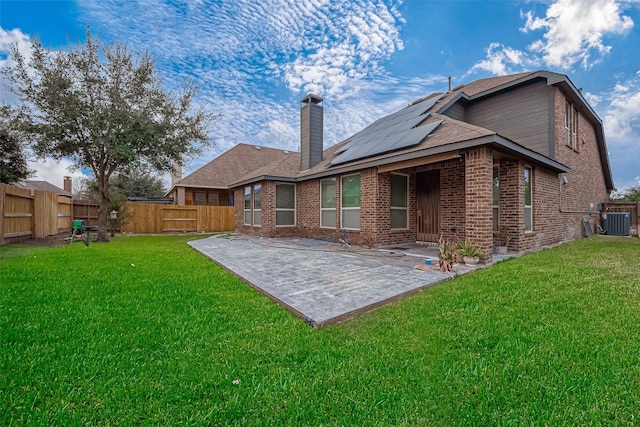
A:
[1,0,639,193]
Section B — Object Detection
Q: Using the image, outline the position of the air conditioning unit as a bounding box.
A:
[601,212,631,236]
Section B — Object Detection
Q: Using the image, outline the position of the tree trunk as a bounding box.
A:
[97,179,110,242]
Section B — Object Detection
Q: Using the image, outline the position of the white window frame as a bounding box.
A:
[524,166,532,232]
[565,101,578,150]
[341,174,361,230]
[275,183,296,227]
[243,186,252,225]
[492,165,499,232]
[320,178,337,229]
[253,183,261,227]
[390,173,408,230]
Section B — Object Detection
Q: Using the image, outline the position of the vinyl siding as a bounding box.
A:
[465,80,552,157]
[443,101,466,121]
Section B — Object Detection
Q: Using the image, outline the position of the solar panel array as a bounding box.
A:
[330,95,444,166]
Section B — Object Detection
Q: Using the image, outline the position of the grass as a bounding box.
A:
[1,234,639,426]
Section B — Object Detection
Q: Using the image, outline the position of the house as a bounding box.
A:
[166,143,293,206]
[188,70,615,262]
[15,177,73,198]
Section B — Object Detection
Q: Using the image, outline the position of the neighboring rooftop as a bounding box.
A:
[167,143,297,192]
[15,180,72,197]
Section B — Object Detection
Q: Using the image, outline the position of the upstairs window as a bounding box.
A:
[565,101,578,150]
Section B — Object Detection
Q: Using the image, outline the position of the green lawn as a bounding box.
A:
[1,235,639,426]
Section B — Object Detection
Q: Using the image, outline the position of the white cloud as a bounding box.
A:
[71,0,409,173]
[521,0,634,69]
[0,27,33,104]
[468,43,536,76]
[583,91,601,108]
[469,0,635,76]
[280,2,404,99]
[596,72,640,192]
[0,27,32,67]
[28,157,87,190]
[603,74,640,141]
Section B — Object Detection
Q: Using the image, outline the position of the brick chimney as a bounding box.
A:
[300,94,323,170]
[63,176,72,193]
[171,160,182,187]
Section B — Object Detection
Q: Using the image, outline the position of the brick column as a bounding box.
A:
[465,148,493,263]
[177,187,186,206]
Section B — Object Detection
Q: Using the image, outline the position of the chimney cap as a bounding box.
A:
[301,93,323,105]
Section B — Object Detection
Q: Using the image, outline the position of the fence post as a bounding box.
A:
[0,184,5,246]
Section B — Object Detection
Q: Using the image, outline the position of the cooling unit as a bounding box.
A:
[601,212,631,236]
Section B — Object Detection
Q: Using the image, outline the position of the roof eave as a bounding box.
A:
[228,135,568,187]
[231,175,298,188]
[437,70,613,190]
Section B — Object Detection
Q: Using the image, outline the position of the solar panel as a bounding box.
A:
[330,94,444,166]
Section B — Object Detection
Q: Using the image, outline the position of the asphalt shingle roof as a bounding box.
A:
[180,70,612,190]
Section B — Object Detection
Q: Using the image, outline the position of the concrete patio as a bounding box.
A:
[188,234,495,327]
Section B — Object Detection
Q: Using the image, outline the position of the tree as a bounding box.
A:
[74,166,166,234]
[108,166,166,198]
[2,28,215,241]
[77,166,166,200]
[0,105,32,184]
[610,185,640,202]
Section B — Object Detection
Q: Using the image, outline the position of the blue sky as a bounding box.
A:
[1,0,639,192]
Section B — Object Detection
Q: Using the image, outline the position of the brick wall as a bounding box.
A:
[464,147,493,261]
[438,160,466,243]
[497,159,521,251]
[228,90,609,256]
[508,88,608,253]
[375,169,416,245]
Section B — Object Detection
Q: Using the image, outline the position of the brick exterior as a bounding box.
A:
[511,88,609,253]
[231,78,609,260]
[464,147,494,262]
[497,159,521,251]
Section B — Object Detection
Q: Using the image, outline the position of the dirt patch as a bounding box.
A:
[12,232,76,248]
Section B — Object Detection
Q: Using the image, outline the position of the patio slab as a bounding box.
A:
[188,234,480,327]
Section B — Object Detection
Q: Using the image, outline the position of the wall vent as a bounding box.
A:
[602,212,631,236]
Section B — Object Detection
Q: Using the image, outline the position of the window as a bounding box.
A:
[524,167,532,232]
[207,192,219,206]
[565,101,578,150]
[253,184,261,226]
[492,165,499,232]
[243,186,252,225]
[276,183,295,226]
[320,178,336,228]
[194,191,207,206]
[390,174,408,229]
[341,174,361,230]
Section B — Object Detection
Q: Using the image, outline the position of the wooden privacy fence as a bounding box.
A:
[603,202,639,236]
[120,203,235,234]
[0,183,100,245]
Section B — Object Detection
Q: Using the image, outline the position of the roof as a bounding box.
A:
[194,71,612,191]
[167,143,297,194]
[435,70,613,190]
[15,180,72,197]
